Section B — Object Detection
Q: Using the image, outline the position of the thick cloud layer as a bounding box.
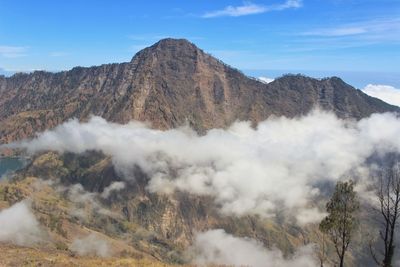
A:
[0,201,43,246]
[8,110,400,223]
[363,84,400,107]
[188,229,317,267]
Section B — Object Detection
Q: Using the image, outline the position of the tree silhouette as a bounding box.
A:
[370,161,400,267]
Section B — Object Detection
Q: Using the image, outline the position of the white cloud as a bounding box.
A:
[101,181,126,198]
[362,84,400,107]
[8,110,400,225]
[302,27,367,37]
[301,18,400,40]
[61,183,119,218]
[296,208,327,226]
[0,45,27,58]
[203,3,267,18]
[70,233,111,257]
[258,76,274,84]
[202,1,302,18]
[291,18,400,52]
[0,201,43,246]
[188,229,317,267]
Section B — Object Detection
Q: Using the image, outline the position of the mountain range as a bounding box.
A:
[0,38,398,144]
[0,38,399,266]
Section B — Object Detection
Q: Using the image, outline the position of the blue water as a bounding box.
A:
[0,157,25,178]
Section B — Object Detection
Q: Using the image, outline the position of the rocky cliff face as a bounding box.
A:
[0,38,398,143]
[16,151,317,263]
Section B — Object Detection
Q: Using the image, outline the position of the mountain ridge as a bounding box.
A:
[0,38,398,144]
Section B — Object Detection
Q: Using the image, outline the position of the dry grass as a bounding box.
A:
[0,244,239,267]
[0,244,177,267]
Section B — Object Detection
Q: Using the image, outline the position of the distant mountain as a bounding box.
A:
[0,68,14,77]
[0,38,398,144]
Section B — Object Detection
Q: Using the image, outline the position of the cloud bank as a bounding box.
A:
[363,84,400,107]
[8,110,400,224]
[0,201,43,246]
[188,229,317,267]
[202,1,302,18]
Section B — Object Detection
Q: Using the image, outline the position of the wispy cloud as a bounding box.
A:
[285,18,400,52]
[203,3,266,18]
[202,0,302,18]
[0,45,28,58]
[303,27,367,37]
[70,233,111,257]
[301,18,400,39]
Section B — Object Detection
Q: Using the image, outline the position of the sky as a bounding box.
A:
[0,0,399,89]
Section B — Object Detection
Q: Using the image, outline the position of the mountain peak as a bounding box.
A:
[130,38,201,63]
[154,38,194,47]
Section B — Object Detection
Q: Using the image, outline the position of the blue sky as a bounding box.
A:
[0,0,399,88]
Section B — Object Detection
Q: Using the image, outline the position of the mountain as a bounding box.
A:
[0,39,399,266]
[0,38,398,144]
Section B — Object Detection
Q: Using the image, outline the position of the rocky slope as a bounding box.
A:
[2,151,331,265]
[0,38,398,144]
